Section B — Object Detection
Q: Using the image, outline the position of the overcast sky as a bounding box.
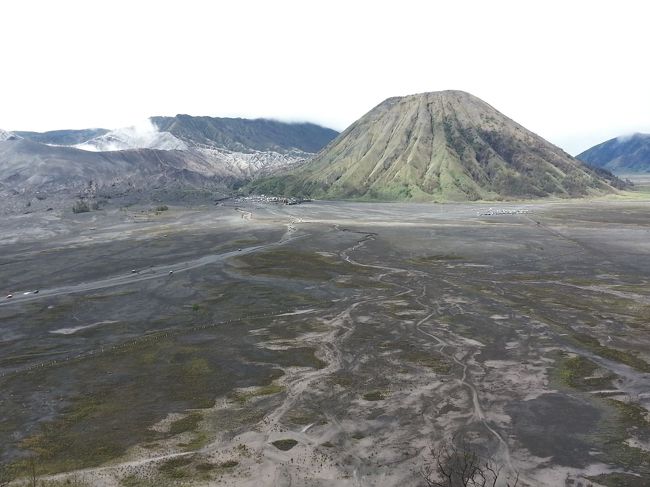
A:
[1,0,648,154]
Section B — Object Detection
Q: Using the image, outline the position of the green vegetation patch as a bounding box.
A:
[201,281,321,316]
[158,455,194,478]
[601,441,650,473]
[571,333,650,373]
[194,459,238,472]
[231,383,284,405]
[609,399,650,429]
[236,248,371,282]
[503,278,650,333]
[588,472,650,487]
[178,432,209,452]
[19,393,132,474]
[402,350,452,374]
[120,474,159,487]
[40,477,91,487]
[329,372,354,388]
[169,412,203,436]
[14,333,283,474]
[557,354,615,391]
[409,254,465,264]
[589,398,650,473]
[72,200,90,213]
[243,346,326,370]
[363,391,385,401]
[286,408,322,426]
[272,439,298,451]
[195,462,216,471]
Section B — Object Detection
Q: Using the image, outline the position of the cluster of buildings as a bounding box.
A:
[477,207,531,216]
[235,195,309,205]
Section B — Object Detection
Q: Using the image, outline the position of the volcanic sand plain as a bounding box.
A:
[1,198,650,487]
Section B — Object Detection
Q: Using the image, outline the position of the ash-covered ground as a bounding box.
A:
[1,199,649,486]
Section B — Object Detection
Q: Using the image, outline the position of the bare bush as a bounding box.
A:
[28,456,37,487]
[0,463,16,487]
[421,438,518,487]
[72,199,90,213]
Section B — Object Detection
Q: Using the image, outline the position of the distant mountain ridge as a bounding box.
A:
[251,91,624,201]
[15,128,109,146]
[15,117,339,155]
[151,115,339,153]
[577,133,650,173]
[0,117,339,200]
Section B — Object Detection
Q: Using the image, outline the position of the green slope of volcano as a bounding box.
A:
[251,91,623,201]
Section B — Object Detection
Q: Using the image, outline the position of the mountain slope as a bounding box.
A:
[0,138,218,193]
[0,139,316,197]
[251,91,623,201]
[577,133,650,173]
[15,128,109,145]
[151,115,339,153]
[2,117,339,200]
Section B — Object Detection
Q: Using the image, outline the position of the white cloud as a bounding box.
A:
[0,0,648,154]
[616,133,640,143]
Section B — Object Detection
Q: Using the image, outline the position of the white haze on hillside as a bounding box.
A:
[74,120,187,152]
[615,133,645,143]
